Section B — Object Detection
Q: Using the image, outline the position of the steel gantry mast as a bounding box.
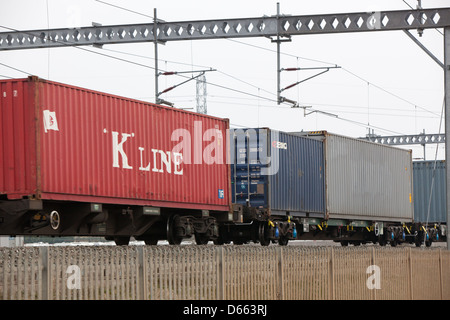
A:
[1,6,450,248]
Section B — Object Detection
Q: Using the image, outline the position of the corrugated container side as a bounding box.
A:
[268,130,325,216]
[231,128,325,217]
[324,133,414,221]
[1,77,231,212]
[0,79,37,198]
[413,160,446,223]
[231,128,269,209]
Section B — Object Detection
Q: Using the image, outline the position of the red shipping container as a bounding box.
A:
[0,77,231,213]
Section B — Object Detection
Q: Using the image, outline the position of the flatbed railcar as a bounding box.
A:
[218,129,446,247]
[0,77,446,246]
[0,76,232,245]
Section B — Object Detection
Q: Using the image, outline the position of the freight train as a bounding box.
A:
[0,77,446,246]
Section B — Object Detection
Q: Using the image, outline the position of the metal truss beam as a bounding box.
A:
[0,8,449,50]
[362,133,445,145]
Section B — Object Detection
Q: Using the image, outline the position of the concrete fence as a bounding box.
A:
[0,245,449,300]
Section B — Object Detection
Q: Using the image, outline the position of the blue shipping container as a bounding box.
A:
[230,128,326,217]
[413,160,446,223]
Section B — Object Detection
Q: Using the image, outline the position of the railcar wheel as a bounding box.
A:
[50,211,60,230]
[258,222,271,246]
[114,236,130,246]
[278,236,289,246]
[167,215,183,245]
[144,239,158,245]
[195,233,209,245]
[415,233,423,247]
[213,234,226,245]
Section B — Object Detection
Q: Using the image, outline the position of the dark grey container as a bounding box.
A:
[413,160,446,223]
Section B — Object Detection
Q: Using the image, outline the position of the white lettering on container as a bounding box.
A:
[111,131,133,169]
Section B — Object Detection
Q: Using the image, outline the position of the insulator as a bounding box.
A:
[162,86,175,93]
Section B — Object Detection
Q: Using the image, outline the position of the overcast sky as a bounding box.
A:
[1,0,449,160]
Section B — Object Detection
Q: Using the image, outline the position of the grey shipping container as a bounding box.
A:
[230,128,326,217]
[413,160,446,223]
[294,131,414,222]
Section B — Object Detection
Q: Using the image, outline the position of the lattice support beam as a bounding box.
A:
[0,8,449,50]
[363,133,445,145]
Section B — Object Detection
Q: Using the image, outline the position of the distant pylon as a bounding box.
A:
[196,75,207,114]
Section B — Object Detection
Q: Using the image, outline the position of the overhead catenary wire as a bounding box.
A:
[0,26,285,111]
[0,61,33,76]
[100,43,443,127]
[3,40,437,123]
[94,0,154,20]
[179,96,440,117]
[341,67,441,117]
[0,3,442,136]
[0,36,425,137]
[1,2,441,120]
[98,47,277,97]
[41,1,445,119]
[0,24,285,108]
[94,0,337,67]
[200,99,410,136]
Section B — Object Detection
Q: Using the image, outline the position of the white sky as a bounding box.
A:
[1,0,449,160]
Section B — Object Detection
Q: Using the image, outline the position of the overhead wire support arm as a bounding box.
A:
[158,68,216,76]
[293,105,339,118]
[281,66,341,71]
[279,65,340,106]
[403,29,445,69]
[280,66,341,92]
[280,69,328,92]
[156,68,216,107]
[156,72,206,104]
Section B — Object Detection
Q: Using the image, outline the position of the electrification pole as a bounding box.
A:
[196,74,207,114]
[444,27,450,250]
[276,3,281,105]
[153,8,159,104]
